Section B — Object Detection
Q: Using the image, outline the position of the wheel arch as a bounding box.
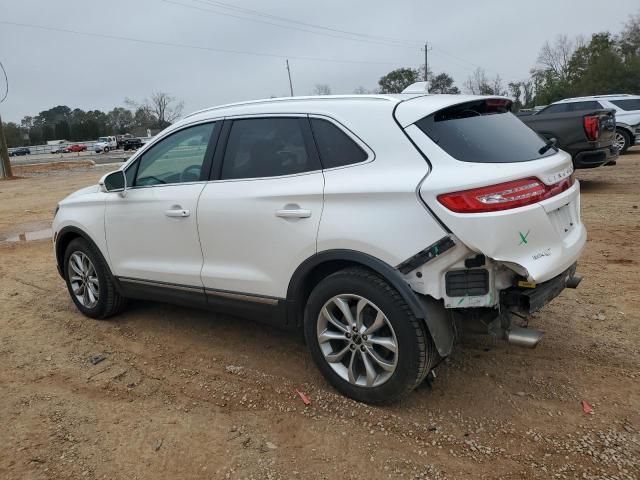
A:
[55,226,111,281]
[616,125,634,146]
[286,249,427,327]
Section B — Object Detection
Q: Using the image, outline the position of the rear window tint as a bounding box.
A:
[415,100,555,163]
[310,118,367,168]
[539,104,569,114]
[611,99,640,111]
[568,101,603,111]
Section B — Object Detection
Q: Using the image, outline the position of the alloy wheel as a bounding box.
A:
[68,252,100,308]
[613,132,626,152]
[317,294,398,388]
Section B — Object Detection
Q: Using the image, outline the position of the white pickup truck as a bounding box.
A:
[94,136,117,153]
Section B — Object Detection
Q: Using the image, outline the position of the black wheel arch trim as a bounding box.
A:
[55,226,124,295]
[287,249,455,357]
[287,249,425,320]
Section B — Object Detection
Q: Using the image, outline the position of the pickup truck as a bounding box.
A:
[122,137,143,151]
[518,106,618,168]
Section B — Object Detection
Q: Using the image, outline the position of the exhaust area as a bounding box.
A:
[507,326,544,348]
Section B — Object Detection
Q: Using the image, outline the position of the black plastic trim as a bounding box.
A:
[396,236,455,274]
[286,249,427,324]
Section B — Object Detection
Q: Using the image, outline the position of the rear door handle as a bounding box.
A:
[275,208,311,219]
[165,208,190,218]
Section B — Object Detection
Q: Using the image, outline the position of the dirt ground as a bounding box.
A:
[1,153,638,480]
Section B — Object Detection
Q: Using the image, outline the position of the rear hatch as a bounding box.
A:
[397,96,587,283]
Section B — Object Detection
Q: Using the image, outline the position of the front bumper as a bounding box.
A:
[573,145,618,169]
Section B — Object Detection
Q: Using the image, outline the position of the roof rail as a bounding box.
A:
[184,94,394,119]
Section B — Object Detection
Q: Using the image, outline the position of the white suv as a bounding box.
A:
[53,92,586,403]
[547,94,640,153]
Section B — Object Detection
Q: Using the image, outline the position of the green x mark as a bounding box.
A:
[519,230,530,245]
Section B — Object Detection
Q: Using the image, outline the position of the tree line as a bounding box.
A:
[3,11,639,148]
[3,92,183,147]
[376,11,639,110]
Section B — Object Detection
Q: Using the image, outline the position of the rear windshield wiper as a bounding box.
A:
[538,137,557,155]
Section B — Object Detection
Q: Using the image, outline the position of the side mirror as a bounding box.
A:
[99,170,127,196]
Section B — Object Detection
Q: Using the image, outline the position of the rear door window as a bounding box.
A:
[610,99,640,111]
[221,117,319,179]
[310,118,367,168]
[538,104,570,114]
[415,99,555,163]
[568,101,603,111]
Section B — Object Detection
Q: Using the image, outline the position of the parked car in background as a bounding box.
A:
[540,94,640,153]
[66,144,87,153]
[122,137,143,151]
[9,147,31,156]
[53,92,585,403]
[518,101,618,168]
[51,145,67,154]
[94,136,117,153]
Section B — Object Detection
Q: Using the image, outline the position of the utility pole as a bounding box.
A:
[286,59,294,97]
[0,112,12,179]
[423,42,432,93]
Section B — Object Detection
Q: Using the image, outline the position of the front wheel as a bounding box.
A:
[103,146,110,153]
[304,267,435,404]
[614,129,630,154]
[64,238,126,319]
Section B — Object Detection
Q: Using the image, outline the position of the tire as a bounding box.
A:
[63,238,126,319]
[614,129,630,154]
[304,267,435,404]
[103,146,110,153]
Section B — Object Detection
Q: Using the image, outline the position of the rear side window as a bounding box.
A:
[538,103,569,114]
[310,118,367,168]
[416,100,555,163]
[568,101,603,111]
[610,99,640,111]
[221,118,319,179]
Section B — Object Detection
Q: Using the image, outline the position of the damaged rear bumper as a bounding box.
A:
[500,263,580,314]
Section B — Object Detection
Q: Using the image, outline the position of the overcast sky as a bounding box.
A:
[0,0,638,122]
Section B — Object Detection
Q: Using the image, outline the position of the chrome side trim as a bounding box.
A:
[205,288,280,306]
[117,277,281,305]
[118,277,204,293]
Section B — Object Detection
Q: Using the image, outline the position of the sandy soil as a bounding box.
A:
[0,153,638,479]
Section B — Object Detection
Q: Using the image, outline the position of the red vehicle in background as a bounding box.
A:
[65,144,87,153]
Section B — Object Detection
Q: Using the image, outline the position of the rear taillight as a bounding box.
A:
[437,176,575,213]
[583,115,600,141]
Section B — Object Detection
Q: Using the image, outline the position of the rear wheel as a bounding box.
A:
[64,238,126,319]
[614,128,630,154]
[304,267,435,404]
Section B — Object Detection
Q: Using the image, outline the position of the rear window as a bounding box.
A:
[415,100,555,163]
[610,99,640,111]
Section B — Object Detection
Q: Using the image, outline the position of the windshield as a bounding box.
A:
[98,137,109,142]
[415,99,555,163]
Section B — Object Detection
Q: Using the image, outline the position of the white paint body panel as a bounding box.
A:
[405,124,586,283]
[198,172,324,298]
[104,184,206,285]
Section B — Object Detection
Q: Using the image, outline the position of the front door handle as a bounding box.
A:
[165,208,190,218]
[275,208,311,219]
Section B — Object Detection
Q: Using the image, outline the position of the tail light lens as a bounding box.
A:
[437,176,575,213]
[583,115,600,141]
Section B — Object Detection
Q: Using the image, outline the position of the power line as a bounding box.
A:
[163,0,420,49]
[0,20,402,66]
[0,61,8,103]
[189,0,422,47]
